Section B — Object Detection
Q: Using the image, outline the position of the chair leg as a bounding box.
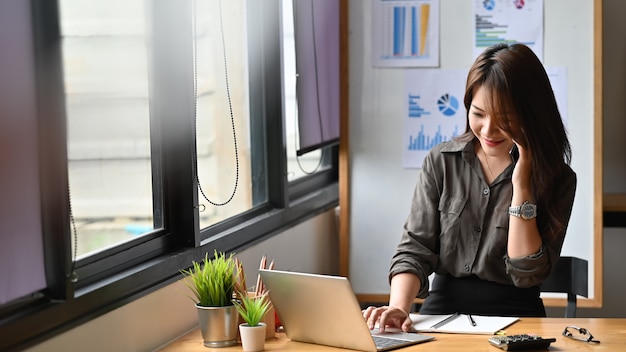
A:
[565,293,577,318]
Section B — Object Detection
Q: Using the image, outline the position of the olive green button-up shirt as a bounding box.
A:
[389,140,577,298]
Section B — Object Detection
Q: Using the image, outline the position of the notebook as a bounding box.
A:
[410,313,519,335]
[258,269,434,352]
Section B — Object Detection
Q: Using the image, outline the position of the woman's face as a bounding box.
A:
[468,85,515,157]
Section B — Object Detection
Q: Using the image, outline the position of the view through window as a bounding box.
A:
[61,0,157,258]
[195,0,254,230]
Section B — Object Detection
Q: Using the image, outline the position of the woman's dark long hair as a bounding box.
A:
[457,42,572,239]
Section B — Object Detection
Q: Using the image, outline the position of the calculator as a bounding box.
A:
[488,334,556,351]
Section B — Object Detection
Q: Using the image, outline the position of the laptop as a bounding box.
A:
[258,269,434,351]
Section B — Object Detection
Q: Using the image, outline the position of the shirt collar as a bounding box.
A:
[440,140,475,163]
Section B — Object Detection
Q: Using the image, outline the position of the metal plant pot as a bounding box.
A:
[196,304,239,347]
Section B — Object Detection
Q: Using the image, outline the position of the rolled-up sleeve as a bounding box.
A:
[504,246,549,287]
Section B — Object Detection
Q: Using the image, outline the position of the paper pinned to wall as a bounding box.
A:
[403,69,467,168]
[473,0,544,60]
[372,0,440,68]
[546,66,568,126]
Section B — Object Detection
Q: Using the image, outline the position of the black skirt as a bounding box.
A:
[419,274,546,317]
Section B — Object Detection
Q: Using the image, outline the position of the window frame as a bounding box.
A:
[0,0,339,350]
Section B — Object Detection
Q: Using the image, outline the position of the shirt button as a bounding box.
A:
[464,264,470,272]
[482,188,490,196]
[474,226,481,233]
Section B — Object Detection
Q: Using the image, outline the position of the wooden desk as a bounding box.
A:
[159,318,625,351]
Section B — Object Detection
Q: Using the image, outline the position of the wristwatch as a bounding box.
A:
[509,201,537,220]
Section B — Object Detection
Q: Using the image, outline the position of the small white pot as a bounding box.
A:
[238,322,267,352]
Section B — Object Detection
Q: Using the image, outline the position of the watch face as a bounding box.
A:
[521,203,536,219]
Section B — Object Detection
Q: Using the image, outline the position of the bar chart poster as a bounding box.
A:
[403,69,467,168]
[372,0,439,67]
[473,0,543,61]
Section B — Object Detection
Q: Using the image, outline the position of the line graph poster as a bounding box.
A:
[473,0,543,60]
[403,69,467,168]
[372,0,440,67]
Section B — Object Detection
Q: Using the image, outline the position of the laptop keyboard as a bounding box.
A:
[371,335,409,349]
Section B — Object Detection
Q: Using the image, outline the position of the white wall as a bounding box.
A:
[26,209,339,352]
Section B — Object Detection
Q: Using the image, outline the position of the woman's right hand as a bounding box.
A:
[362,305,414,333]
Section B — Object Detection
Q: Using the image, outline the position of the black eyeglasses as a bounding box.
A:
[562,326,601,343]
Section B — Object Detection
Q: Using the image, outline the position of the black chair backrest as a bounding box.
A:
[540,256,588,318]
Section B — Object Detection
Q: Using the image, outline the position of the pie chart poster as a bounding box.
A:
[403,69,467,168]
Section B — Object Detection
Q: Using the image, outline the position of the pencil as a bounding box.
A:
[430,312,460,329]
[255,255,267,297]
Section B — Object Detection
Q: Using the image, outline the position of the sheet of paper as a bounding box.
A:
[372,0,440,67]
[473,0,544,60]
[410,314,520,335]
[546,66,568,126]
[402,69,467,169]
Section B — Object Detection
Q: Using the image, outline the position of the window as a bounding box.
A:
[0,0,339,350]
[194,0,259,229]
[61,0,158,257]
[282,0,325,181]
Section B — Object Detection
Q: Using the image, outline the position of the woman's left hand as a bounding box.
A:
[362,305,413,333]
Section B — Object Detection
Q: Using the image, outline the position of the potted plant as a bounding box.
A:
[233,290,272,352]
[180,250,239,348]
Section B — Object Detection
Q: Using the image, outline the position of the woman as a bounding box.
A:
[363,43,577,332]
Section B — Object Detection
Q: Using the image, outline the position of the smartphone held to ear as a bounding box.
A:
[509,145,519,164]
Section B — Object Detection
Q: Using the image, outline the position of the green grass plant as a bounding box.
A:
[180,250,237,307]
[233,291,272,327]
